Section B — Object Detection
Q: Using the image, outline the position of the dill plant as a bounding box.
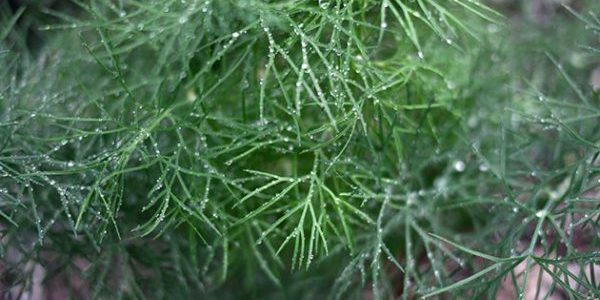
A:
[0,0,598,299]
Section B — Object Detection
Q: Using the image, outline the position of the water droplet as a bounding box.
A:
[535,210,547,218]
[319,0,330,9]
[453,160,465,172]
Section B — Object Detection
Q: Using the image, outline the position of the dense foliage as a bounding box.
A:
[1,0,598,299]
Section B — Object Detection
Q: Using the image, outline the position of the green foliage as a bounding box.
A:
[1,0,598,299]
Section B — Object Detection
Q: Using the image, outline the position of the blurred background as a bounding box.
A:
[1,0,598,299]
